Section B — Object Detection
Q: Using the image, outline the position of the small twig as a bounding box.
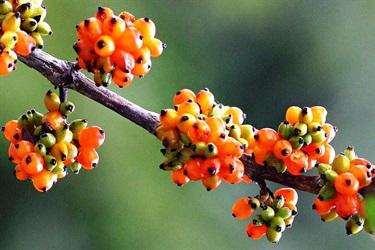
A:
[18,49,323,194]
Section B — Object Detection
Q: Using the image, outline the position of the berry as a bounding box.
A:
[232,197,254,220]
[79,126,105,148]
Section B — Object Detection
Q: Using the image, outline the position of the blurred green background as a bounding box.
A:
[0,0,374,249]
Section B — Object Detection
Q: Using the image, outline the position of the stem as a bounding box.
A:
[18,49,323,194]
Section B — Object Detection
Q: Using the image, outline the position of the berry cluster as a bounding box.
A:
[232,188,298,243]
[249,106,336,175]
[73,6,166,88]
[2,90,105,192]
[314,147,374,235]
[156,88,253,190]
[0,0,52,76]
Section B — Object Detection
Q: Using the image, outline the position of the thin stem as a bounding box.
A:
[18,49,324,194]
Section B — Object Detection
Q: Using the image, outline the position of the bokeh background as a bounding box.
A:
[0,0,374,249]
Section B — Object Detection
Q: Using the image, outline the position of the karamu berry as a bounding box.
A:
[73,6,166,88]
[0,0,52,76]
[1,89,105,192]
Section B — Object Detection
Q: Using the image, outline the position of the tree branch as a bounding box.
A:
[18,49,323,194]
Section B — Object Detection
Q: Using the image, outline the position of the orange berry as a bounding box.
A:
[224,107,245,125]
[218,137,243,158]
[183,158,204,181]
[94,35,116,57]
[144,37,165,58]
[334,172,359,195]
[322,123,337,144]
[21,152,44,175]
[176,114,196,133]
[201,157,221,178]
[187,119,210,143]
[274,188,298,205]
[117,27,143,53]
[134,17,156,40]
[110,49,135,72]
[32,169,57,192]
[14,140,35,162]
[195,88,215,115]
[160,129,180,148]
[222,158,244,184]
[348,164,371,188]
[201,174,222,191]
[2,120,18,141]
[160,108,178,129]
[111,67,134,87]
[103,16,126,39]
[273,139,292,160]
[79,126,105,148]
[285,106,301,125]
[176,100,200,118]
[76,17,103,42]
[173,89,196,106]
[284,149,308,175]
[302,142,325,160]
[76,146,99,170]
[334,193,359,219]
[246,223,267,240]
[312,196,336,216]
[42,111,64,130]
[254,128,280,151]
[232,197,254,219]
[171,167,189,186]
[95,6,114,22]
[13,30,36,56]
[205,116,226,133]
[317,143,335,164]
[0,52,15,76]
[14,164,31,181]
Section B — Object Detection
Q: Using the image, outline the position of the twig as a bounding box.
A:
[18,49,323,194]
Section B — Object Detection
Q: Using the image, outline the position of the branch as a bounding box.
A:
[18,49,323,194]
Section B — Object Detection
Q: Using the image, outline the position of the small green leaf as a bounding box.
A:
[365,194,375,228]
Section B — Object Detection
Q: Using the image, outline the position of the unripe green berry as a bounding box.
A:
[292,122,308,136]
[277,121,293,140]
[275,207,292,220]
[260,206,275,221]
[270,216,286,233]
[39,132,56,148]
[332,153,350,174]
[266,227,282,243]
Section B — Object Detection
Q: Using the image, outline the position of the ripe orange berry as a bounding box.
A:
[173,89,196,106]
[13,140,35,162]
[254,128,280,151]
[95,6,114,22]
[312,196,335,216]
[224,107,245,125]
[317,143,335,164]
[176,100,200,118]
[171,166,189,186]
[176,114,196,133]
[334,172,359,195]
[14,164,31,181]
[284,149,308,175]
[0,52,15,76]
[117,27,143,53]
[205,116,226,133]
[187,119,210,143]
[222,158,244,184]
[42,111,64,130]
[21,152,44,175]
[195,88,215,115]
[322,123,337,144]
[274,188,298,206]
[201,174,222,191]
[79,126,105,148]
[102,16,126,39]
[201,157,221,178]
[110,49,135,72]
[334,193,359,219]
[2,120,18,141]
[94,35,116,57]
[32,169,57,192]
[111,67,134,87]
[144,37,165,58]
[13,30,36,56]
[76,146,99,170]
[183,158,204,181]
[348,164,371,188]
[76,17,103,42]
[285,106,301,125]
[160,108,178,129]
[232,197,254,219]
[133,17,156,40]
[273,139,292,160]
[246,223,267,240]
[302,142,325,160]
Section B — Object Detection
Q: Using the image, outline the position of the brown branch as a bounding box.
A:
[18,49,322,194]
